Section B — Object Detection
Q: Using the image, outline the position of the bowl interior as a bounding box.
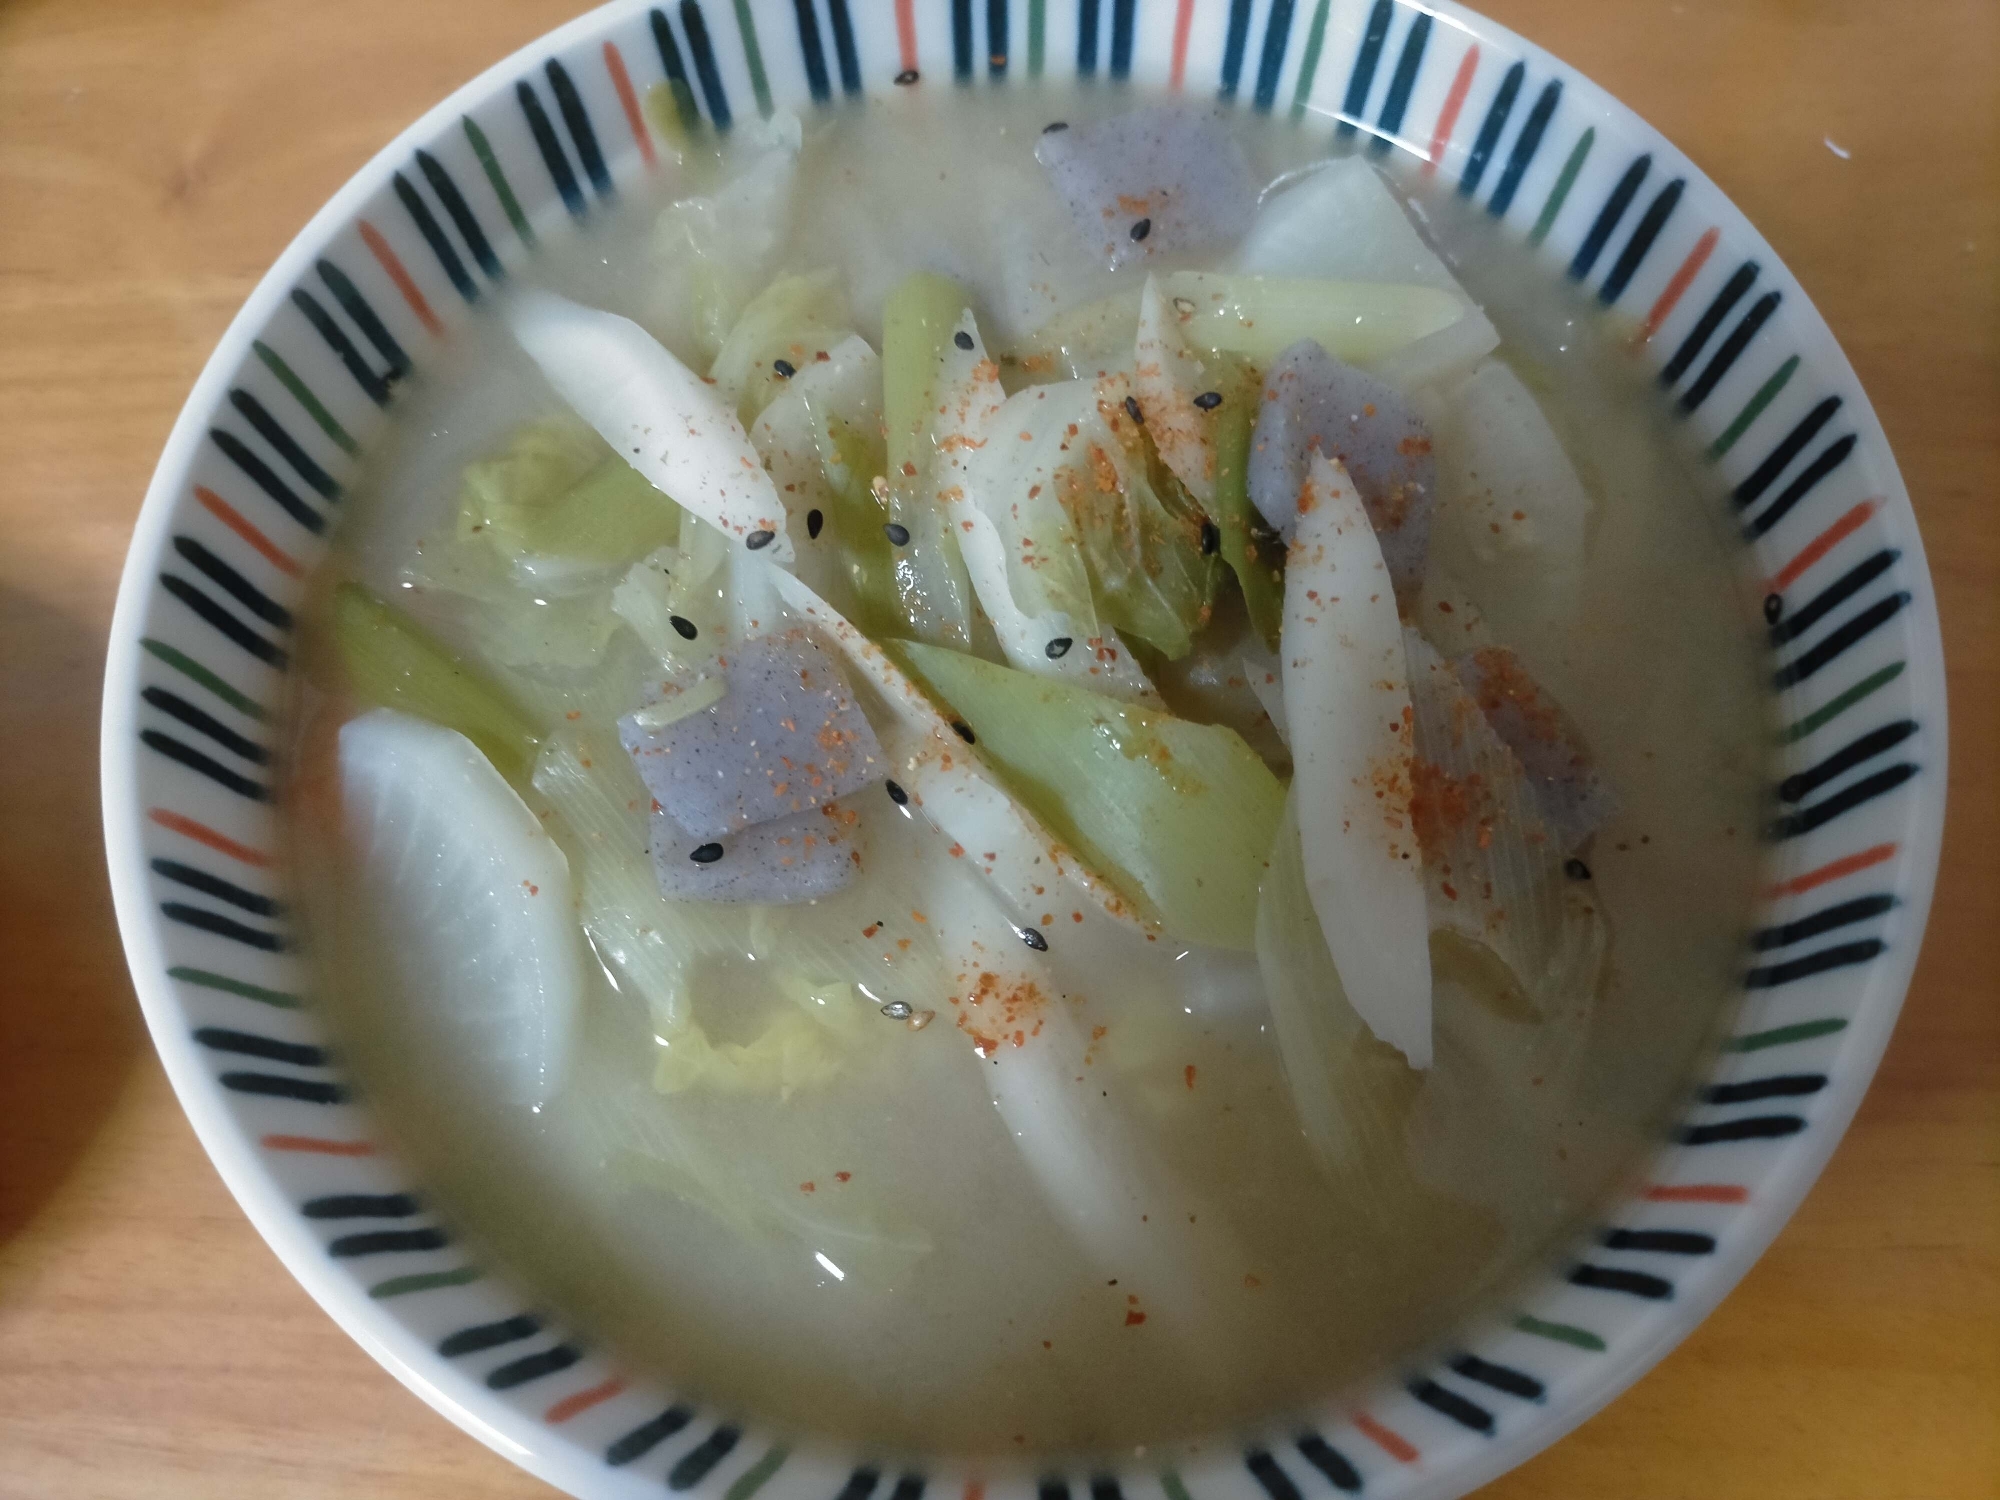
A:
[100,3,1947,1498]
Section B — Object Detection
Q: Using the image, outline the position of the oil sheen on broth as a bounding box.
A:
[293,87,1767,1456]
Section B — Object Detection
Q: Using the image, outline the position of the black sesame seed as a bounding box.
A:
[885,779,909,806]
[1564,857,1593,881]
[951,719,975,744]
[670,614,699,641]
[953,330,975,351]
[745,529,775,550]
[1124,395,1144,425]
[1200,520,1220,556]
[1762,593,1784,624]
[1043,120,1069,133]
[773,357,797,379]
[1018,925,1049,952]
[690,843,725,865]
[1193,390,1223,410]
[881,1000,914,1019]
[806,508,825,539]
[1130,217,1152,242]
[1046,636,1073,659]
[894,68,920,85]
[884,521,912,546]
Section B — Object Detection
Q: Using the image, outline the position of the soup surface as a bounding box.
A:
[292,85,1768,1458]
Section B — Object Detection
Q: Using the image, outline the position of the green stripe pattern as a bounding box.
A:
[1529,128,1594,247]
[463,116,536,248]
[1028,0,1047,77]
[252,341,357,455]
[1779,661,1905,743]
[1707,356,1801,462]
[731,0,774,118]
[1514,1314,1606,1351]
[169,966,299,1008]
[1291,0,1334,119]
[1724,1017,1849,1053]
[1159,1471,1196,1500]
[369,1265,484,1299]
[725,1445,791,1500]
[141,639,267,720]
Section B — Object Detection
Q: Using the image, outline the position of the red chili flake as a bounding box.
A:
[835,1171,852,1183]
[1244,1274,1263,1289]
[799,1181,816,1193]
[1124,1310,1147,1327]
[862,923,880,938]
[1184,1064,1197,1090]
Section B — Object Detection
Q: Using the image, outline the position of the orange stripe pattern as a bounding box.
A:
[604,43,656,169]
[1170,0,1198,89]
[545,1375,627,1424]
[1424,46,1480,176]
[261,1134,377,1157]
[358,220,444,337]
[1638,226,1719,344]
[1767,842,1898,899]
[194,486,302,577]
[1769,499,1881,594]
[1352,1411,1419,1462]
[1645,1183,1750,1204]
[149,807,274,867]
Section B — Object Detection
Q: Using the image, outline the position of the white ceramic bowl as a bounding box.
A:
[101,2,1948,1496]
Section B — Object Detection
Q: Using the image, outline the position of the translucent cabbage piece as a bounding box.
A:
[1060,379,1214,660]
[1282,453,1431,1066]
[533,723,755,1033]
[751,334,902,636]
[879,272,979,649]
[892,640,1285,951]
[1132,277,1221,507]
[1404,630,1610,1010]
[457,415,681,566]
[1158,271,1463,366]
[1231,157,1499,389]
[709,268,855,428]
[1034,106,1257,270]
[646,111,802,360]
[338,709,581,1107]
[1206,357,1285,650]
[1257,794,1603,1228]
[1454,645,1615,851]
[507,288,794,562]
[330,582,544,783]
[1249,339,1437,602]
[930,310,1156,700]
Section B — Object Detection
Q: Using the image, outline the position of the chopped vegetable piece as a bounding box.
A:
[1035,106,1257,270]
[1249,340,1436,601]
[1425,356,1592,635]
[647,799,860,903]
[617,628,885,839]
[1229,155,1499,389]
[769,568,1156,942]
[627,672,727,731]
[930,310,1158,700]
[330,582,543,783]
[457,416,681,565]
[708,268,854,427]
[1132,277,1221,507]
[1158,271,1463,366]
[1283,452,1431,1066]
[750,334,903,636]
[506,289,794,559]
[1453,645,1616,851]
[338,709,580,1107]
[1405,630,1611,1011]
[891,640,1285,951]
[1207,356,1283,649]
[879,272,978,648]
[1003,288,1142,382]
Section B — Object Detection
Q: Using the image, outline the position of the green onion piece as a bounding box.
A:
[331,583,542,782]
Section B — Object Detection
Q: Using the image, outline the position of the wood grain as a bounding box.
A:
[0,1,1992,1495]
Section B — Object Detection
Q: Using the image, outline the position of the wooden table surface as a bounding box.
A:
[2,0,1994,1495]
